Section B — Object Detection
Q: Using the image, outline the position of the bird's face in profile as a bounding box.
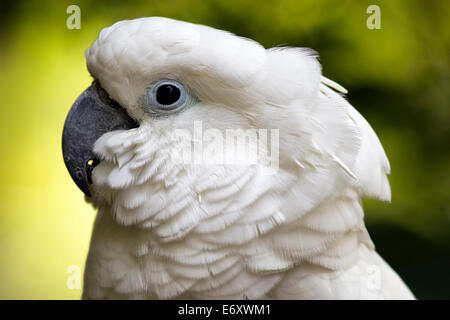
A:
[62,17,330,198]
[62,17,362,241]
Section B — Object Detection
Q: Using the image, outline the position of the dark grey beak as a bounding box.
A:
[62,81,138,197]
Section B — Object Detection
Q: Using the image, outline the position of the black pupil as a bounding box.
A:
[156,84,181,105]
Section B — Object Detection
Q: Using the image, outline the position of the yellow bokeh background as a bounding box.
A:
[0,6,96,298]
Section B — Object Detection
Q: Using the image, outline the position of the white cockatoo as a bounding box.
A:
[62,17,415,299]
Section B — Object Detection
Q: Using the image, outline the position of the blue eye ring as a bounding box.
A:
[146,80,188,115]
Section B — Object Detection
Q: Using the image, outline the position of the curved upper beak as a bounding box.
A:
[62,81,138,197]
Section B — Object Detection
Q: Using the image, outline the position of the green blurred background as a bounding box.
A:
[0,0,448,299]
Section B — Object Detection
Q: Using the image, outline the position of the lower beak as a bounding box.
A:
[62,81,138,197]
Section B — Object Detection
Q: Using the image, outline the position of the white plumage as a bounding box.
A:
[82,17,414,299]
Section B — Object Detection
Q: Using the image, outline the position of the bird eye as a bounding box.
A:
[156,84,181,105]
[145,80,194,115]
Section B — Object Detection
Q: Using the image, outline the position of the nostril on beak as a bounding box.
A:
[62,82,138,197]
[86,158,100,184]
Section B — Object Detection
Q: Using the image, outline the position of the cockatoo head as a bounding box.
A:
[63,17,360,228]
